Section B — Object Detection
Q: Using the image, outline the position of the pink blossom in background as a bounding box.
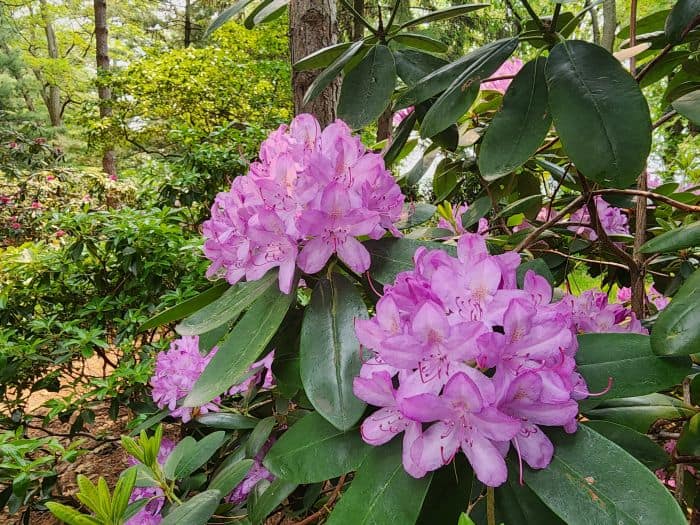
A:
[150,336,220,423]
[513,207,555,232]
[568,196,629,241]
[616,287,632,303]
[564,290,646,334]
[617,285,669,311]
[55,230,66,238]
[31,201,41,209]
[126,438,176,525]
[226,440,275,505]
[203,114,405,294]
[109,174,118,181]
[393,106,414,127]
[480,58,524,93]
[647,171,662,189]
[228,351,275,396]
[46,174,56,182]
[437,202,489,238]
[354,234,587,486]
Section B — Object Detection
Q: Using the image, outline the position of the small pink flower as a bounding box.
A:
[481,58,524,94]
[46,175,56,181]
[109,174,117,181]
[55,230,66,238]
[647,171,662,189]
[10,221,21,230]
[82,195,91,203]
[34,137,46,145]
[8,141,18,149]
[31,201,41,209]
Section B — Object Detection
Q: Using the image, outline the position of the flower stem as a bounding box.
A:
[487,486,496,525]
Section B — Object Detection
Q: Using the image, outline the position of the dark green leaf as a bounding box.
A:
[417,455,474,525]
[495,195,543,220]
[300,273,367,430]
[432,165,459,202]
[251,0,288,26]
[396,203,436,230]
[640,220,700,253]
[576,333,691,404]
[174,431,226,479]
[264,412,370,483]
[208,459,254,495]
[195,412,259,430]
[421,38,518,137]
[677,413,700,456]
[338,45,397,129]
[249,479,297,525]
[393,49,448,86]
[164,437,196,480]
[245,417,276,458]
[294,43,354,71]
[665,0,700,44]
[460,195,492,229]
[583,421,669,471]
[176,274,276,336]
[160,490,221,525]
[204,0,255,37]
[672,89,700,124]
[129,410,168,437]
[479,58,551,180]
[303,40,365,106]
[185,285,293,406]
[497,462,565,525]
[139,282,228,332]
[326,439,433,525]
[619,9,671,40]
[397,4,489,30]
[545,40,652,188]
[364,238,456,285]
[516,259,554,287]
[652,267,700,356]
[392,33,448,53]
[244,0,272,29]
[384,111,418,167]
[524,425,686,525]
[584,394,696,432]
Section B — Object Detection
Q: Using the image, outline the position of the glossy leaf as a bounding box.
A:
[208,459,254,495]
[524,425,686,525]
[397,4,489,30]
[652,267,700,356]
[432,164,459,202]
[303,40,365,106]
[583,421,669,471]
[204,0,254,37]
[417,455,474,525]
[174,431,225,479]
[640,220,700,253]
[393,33,448,53]
[249,479,297,525]
[677,413,700,456]
[245,416,276,458]
[163,437,196,480]
[460,195,491,229]
[396,202,437,230]
[383,111,418,167]
[243,0,272,29]
[195,412,259,430]
[160,490,221,525]
[251,0,288,26]
[495,195,543,220]
[45,502,100,525]
[576,333,691,403]
[497,462,565,525]
[393,49,448,86]
[516,259,554,287]
[364,238,456,285]
[175,273,276,336]
[619,9,671,40]
[139,281,228,332]
[583,394,696,432]
[294,42,354,71]
[665,0,700,44]
[264,412,370,483]
[672,89,700,124]
[300,273,367,430]
[326,439,433,525]
[545,40,652,188]
[338,45,397,129]
[421,38,518,137]
[185,285,293,406]
[479,58,551,180]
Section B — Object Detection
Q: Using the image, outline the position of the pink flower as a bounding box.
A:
[82,195,92,203]
[31,201,41,209]
[568,196,629,241]
[647,171,662,189]
[481,58,524,93]
[55,230,66,238]
[203,115,405,294]
[563,290,647,334]
[150,336,221,422]
[10,221,20,230]
[225,440,275,505]
[228,351,275,396]
[437,203,488,238]
[46,174,56,182]
[393,106,414,127]
[109,174,117,181]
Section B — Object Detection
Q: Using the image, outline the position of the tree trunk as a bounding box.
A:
[288,0,339,126]
[586,0,601,45]
[352,0,365,40]
[184,0,192,47]
[39,0,62,127]
[94,0,116,177]
[601,0,616,52]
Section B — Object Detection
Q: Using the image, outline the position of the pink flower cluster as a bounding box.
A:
[565,290,646,334]
[126,439,176,525]
[203,114,405,294]
[150,336,220,423]
[481,58,524,93]
[353,234,588,487]
[569,196,629,241]
[617,285,669,311]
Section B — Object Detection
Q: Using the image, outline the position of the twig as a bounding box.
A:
[653,110,678,129]
[513,195,585,252]
[487,486,496,525]
[535,136,560,155]
[591,188,700,213]
[519,0,546,32]
[295,475,347,525]
[530,248,630,271]
[635,43,673,83]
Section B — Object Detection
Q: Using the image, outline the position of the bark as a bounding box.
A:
[39,0,62,126]
[288,0,339,126]
[601,0,616,52]
[586,0,600,45]
[184,0,192,47]
[94,0,116,176]
[376,106,392,142]
[352,0,365,40]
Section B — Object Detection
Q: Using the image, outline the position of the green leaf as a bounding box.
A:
[584,394,696,432]
[432,165,459,202]
[208,459,254,495]
[245,416,276,457]
[479,58,552,180]
[264,412,370,483]
[397,4,489,30]
[495,195,543,220]
[139,281,228,332]
[300,273,367,431]
[185,284,293,406]
[421,38,518,137]
[176,274,276,336]
[417,455,474,525]
[619,9,672,40]
[204,0,255,37]
[545,40,652,188]
[583,421,669,471]
[160,490,221,525]
[45,502,100,525]
[294,42,354,71]
[174,431,226,479]
[460,195,492,229]
[364,238,456,285]
[672,89,700,125]
[576,333,691,403]
[249,479,297,525]
[497,462,565,525]
[163,437,196,480]
[396,203,436,230]
[393,49,448,86]
[338,45,396,129]
[458,513,477,525]
[251,0,288,26]
[396,38,517,109]
[524,425,686,525]
[652,267,700,356]
[641,220,700,253]
[111,468,137,521]
[677,413,700,456]
[303,40,365,107]
[384,111,418,167]
[665,0,700,44]
[392,33,448,53]
[516,259,554,287]
[243,0,272,29]
[195,412,259,430]
[326,439,432,525]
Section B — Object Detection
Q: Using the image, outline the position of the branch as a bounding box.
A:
[592,188,700,213]
[653,110,678,129]
[635,43,673,83]
[295,475,347,525]
[513,195,585,252]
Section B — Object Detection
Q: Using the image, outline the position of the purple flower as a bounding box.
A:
[568,197,629,241]
[126,439,176,525]
[392,106,414,127]
[226,440,275,505]
[437,203,489,238]
[481,58,523,93]
[202,115,405,293]
[565,290,647,334]
[150,336,221,422]
[228,351,275,396]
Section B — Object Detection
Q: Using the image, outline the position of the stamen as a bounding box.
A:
[366,271,383,298]
[513,436,524,486]
[586,377,613,397]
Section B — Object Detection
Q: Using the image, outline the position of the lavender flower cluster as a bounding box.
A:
[353,234,590,487]
[202,114,405,294]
